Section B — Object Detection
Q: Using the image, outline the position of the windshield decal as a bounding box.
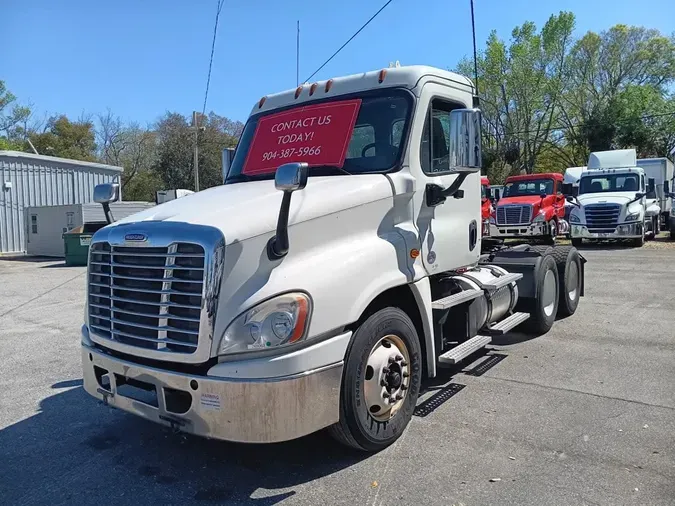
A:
[242,99,362,175]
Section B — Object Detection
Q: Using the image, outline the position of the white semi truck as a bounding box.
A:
[81,65,586,452]
[569,149,660,247]
[636,157,674,231]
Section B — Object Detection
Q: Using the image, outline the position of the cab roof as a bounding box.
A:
[506,173,563,182]
[250,65,474,116]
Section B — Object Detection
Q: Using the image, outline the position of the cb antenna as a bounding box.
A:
[470,0,480,106]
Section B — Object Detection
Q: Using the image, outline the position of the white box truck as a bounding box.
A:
[636,157,674,231]
[80,65,587,452]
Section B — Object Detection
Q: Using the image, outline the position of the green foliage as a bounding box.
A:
[460,17,675,183]
[29,116,97,161]
[0,80,32,148]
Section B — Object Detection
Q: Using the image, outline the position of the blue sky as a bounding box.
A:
[3,0,674,126]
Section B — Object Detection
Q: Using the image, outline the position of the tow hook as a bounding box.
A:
[97,388,113,406]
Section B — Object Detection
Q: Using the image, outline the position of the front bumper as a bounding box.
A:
[82,344,343,443]
[570,222,643,240]
[490,221,547,238]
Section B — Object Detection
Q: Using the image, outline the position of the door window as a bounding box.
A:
[31,215,38,234]
[420,99,463,175]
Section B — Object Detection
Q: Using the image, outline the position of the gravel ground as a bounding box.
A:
[1,246,674,506]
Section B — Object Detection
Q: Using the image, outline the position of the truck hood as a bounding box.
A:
[112,175,393,243]
[497,195,544,206]
[577,192,636,206]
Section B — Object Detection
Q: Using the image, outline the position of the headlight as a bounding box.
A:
[489,216,496,224]
[532,211,546,222]
[570,213,581,223]
[218,292,311,355]
[625,212,640,222]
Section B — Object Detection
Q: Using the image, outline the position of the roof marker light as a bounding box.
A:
[309,83,318,96]
[378,69,387,83]
[294,86,303,99]
[325,79,333,92]
[258,96,267,109]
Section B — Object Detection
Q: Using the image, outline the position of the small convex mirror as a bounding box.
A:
[93,183,120,204]
[447,108,482,173]
[274,162,309,192]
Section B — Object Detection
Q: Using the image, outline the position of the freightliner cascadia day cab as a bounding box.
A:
[569,149,660,247]
[489,173,569,244]
[81,65,586,452]
[636,157,674,231]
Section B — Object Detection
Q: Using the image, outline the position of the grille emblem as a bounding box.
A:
[124,233,147,242]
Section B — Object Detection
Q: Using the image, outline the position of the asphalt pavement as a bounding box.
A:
[1,246,674,506]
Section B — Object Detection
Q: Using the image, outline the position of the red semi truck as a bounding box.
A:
[489,173,568,244]
[481,176,492,235]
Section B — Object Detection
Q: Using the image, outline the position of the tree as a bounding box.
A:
[457,11,576,177]
[0,80,32,150]
[29,115,97,161]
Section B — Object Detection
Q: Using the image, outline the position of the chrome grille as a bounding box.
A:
[496,205,532,225]
[584,204,621,233]
[88,242,205,354]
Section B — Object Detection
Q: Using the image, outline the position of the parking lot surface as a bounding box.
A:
[1,247,674,506]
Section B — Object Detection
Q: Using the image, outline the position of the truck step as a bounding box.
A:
[484,312,530,335]
[438,334,492,365]
[482,272,523,290]
[432,289,483,310]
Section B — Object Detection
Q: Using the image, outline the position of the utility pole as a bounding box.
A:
[296,20,300,86]
[192,110,200,192]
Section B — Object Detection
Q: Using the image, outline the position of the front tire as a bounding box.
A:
[544,220,557,245]
[329,307,422,452]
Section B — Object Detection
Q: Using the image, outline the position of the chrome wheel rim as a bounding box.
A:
[542,268,557,317]
[363,334,411,422]
[567,261,579,301]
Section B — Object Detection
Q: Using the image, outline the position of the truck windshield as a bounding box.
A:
[579,174,639,194]
[503,179,554,197]
[225,89,412,183]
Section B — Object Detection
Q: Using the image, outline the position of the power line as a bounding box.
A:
[202,0,225,117]
[304,0,395,83]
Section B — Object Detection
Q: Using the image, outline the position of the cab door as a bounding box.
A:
[408,83,482,275]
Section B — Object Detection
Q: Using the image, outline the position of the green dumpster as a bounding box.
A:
[63,223,106,266]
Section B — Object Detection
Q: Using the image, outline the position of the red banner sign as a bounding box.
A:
[242,99,362,175]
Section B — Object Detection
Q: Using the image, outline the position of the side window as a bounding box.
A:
[347,124,375,158]
[420,98,461,175]
[31,215,38,234]
[391,119,405,148]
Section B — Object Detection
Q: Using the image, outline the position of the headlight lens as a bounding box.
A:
[625,212,640,222]
[570,213,581,223]
[532,211,546,222]
[218,292,311,355]
[489,216,496,224]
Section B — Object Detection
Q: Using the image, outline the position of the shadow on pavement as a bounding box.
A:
[0,384,367,506]
[0,255,61,263]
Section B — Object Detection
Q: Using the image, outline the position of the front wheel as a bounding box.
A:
[521,253,559,335]
[543,220,557,245]
[329,307,422,452]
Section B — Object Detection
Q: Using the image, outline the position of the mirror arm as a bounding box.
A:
[267,192,293,260]
[102,202,115,224]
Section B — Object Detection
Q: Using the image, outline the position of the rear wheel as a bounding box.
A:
[521,254,559,335]
[549,246,582,317]
[329,307,422,452]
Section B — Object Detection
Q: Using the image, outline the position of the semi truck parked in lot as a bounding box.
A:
[636,157,674,230]
[80,65,586,452]
[569,149,661,247]
[481,176,492,235]
[489,173,568,244]
[490,184,504,201]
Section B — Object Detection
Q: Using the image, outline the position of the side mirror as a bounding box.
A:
[664,180,670,195]
[447,108,482,173]
[540,192,547,199]
[485,188,492,199]
[222,147,236,183]
[93,183,120,224]
[93,183,119,204]
[268,162,309,260]
[566,195,580,208]
[561,183,573,196]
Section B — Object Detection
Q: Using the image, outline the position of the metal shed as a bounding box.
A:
[0,151,123,254]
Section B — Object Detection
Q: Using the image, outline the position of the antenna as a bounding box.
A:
[470,0,480,105]
[296,20,300,86]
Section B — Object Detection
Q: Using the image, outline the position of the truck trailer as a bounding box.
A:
[80,65,586,452]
